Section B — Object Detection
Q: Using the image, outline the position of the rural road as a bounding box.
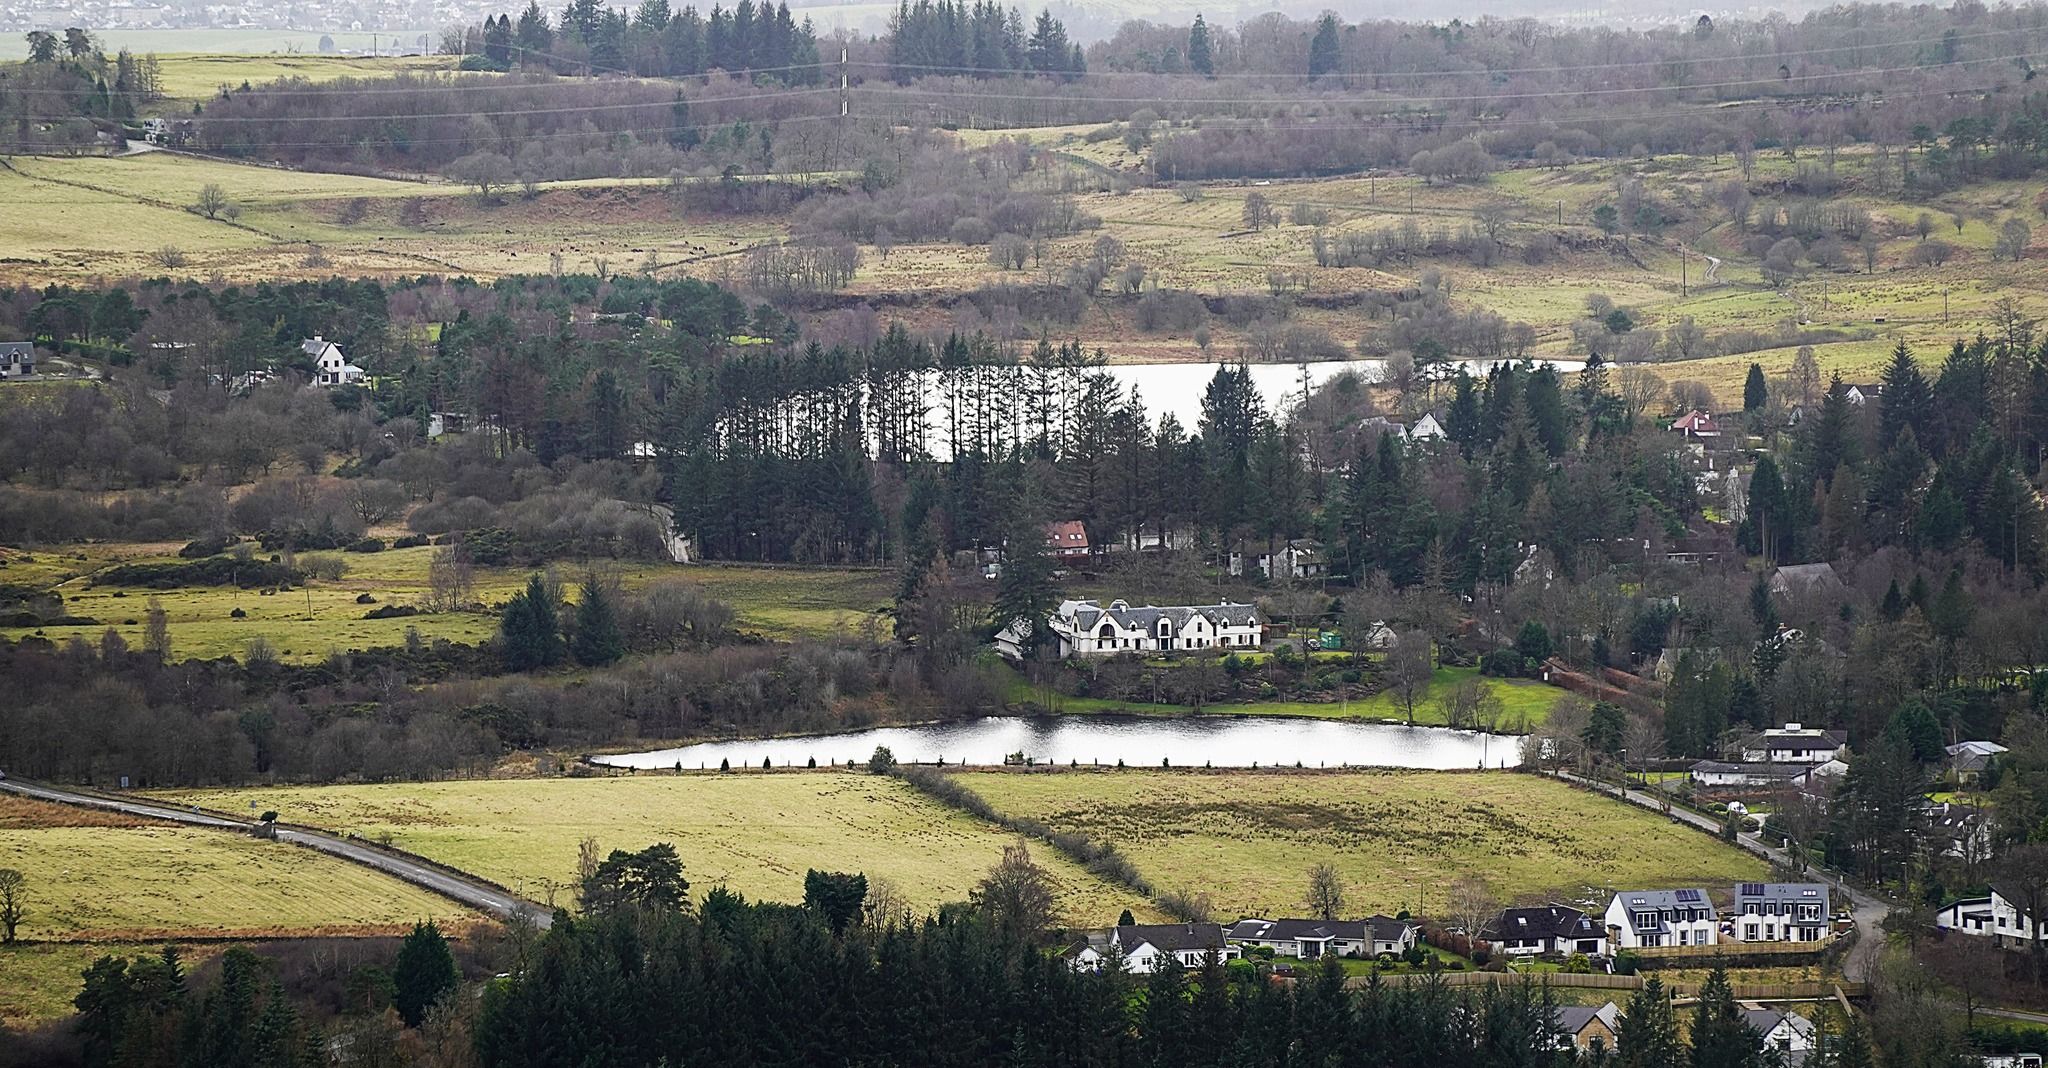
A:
[1556,771,1886,984]
[0,777,553,929]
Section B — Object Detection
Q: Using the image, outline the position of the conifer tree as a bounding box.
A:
[1187,13,1213,75]
[393,921,459,1028]
[1743,362,1768,411]
[1307,13,1342,79]
[571,574,626,666]
[500,574,566,670]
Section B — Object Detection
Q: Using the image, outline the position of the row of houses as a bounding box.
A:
[1484,883,1834,956]
[1063,915,1419,973]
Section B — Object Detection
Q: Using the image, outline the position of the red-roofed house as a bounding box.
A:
[1044,520,1091,560]
[1671,410,1722,438]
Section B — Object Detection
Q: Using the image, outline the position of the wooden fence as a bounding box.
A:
[1352,971,1867,1003]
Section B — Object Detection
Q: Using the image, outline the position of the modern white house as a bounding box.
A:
[1481,905,1608,957]
[1063,923,1241,973]
[304,335,364,386]
[1406,412,1447,442]
[1935,895,1996,937]
[1688,761,1813,789]
[1738,723,1848,764]
[1603,889,1718,949]
[1224,916,1417,960]
[1731,883,1831,944]
[1003,598,1263,660]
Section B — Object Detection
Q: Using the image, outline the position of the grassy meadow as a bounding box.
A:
[0,541,892,661]
[946,769,1768,921]
[0,793,472,941]
[151,774,1161,925]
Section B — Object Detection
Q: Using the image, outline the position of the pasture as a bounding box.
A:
[946,769,1767,920]
[1015,665,1562,730]
[0,541,893,661]
[151,774,1158,924]
[0,793,473,941]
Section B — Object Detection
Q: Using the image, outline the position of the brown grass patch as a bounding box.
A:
[0,794,165,830]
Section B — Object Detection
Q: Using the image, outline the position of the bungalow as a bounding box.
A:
[1769,563,1848,601]
[1738,724,1847,765]
[1671,409,1722,438]
[1480,905,1608,957]
[1731,883,1831,944]
[1033,598,1263,659]
[1224,916,1417,960]
[1935,896,1995,937]
[1842,383,1882,407]
[1552,1003,1621,1052]
[1603,889,1718,949]
[0,341,34,378]
[1744,1009,1817,1061]
[1064,923,1241,973]
[1947,741,2008,784]
[1044,520,1091,561]
[1689,761,1812,789]
[303,336,364,387]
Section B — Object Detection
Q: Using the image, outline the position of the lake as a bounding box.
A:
[592,715,1524,771]
[1099,358,1583,432]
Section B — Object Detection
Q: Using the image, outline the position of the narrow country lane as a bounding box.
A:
[0,777,553,928]
[1555,771,1885,983]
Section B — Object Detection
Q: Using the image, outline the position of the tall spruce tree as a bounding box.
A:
[393,920,459,1028]
[1307,13,1342,79]
[1187,13,1213,75]
[571,574,625,666]
[1879,339,1932,443]
[1743,362,1768,411]
[500,573,565,670]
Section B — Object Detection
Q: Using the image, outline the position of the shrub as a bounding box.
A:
[393,534,430,549]
[346,538,386,553]
[299,554,349,581]
[1479,649,1525,678]
[178,535,239,558]
[365,604,422,619]
[94,558,301,589]
[355,593,377,604]
[230,607,247,618]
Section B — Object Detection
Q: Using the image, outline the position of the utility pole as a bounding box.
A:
[1943,287,1950,322]
[1556,199,1562,226]
[1680,247,1687,297]
[839,44,849,119]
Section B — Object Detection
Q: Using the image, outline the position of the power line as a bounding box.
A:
[173,86,839,124]
[846,50,2039,108]
[857,24,2042,81]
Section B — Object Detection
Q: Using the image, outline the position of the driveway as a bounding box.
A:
[1556,770,1885,983]
[0,777,553,928]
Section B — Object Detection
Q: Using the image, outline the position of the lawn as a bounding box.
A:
[0,542,893,660]
[1015,665,1562,731]
[945,769,1767,921]
[0,794,472,940]
[152,774,1157,926]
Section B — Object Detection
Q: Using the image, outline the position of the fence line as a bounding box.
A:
[1354,971,1867,1002]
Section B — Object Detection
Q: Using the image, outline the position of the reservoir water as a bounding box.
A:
[593,715,1523,771]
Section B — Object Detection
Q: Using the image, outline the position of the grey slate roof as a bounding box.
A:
[1611,889,1714,934]
[1691,760,1808,780]
[1483,905,1599,943]
[1067,600,1260,632]
[1226,916,1414,944]
[1735,883,1828,908]
[1118,923,1228,954]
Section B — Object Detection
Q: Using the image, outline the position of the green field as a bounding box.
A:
[1016,665,1563,730]
[1,542,892,661]
[946,769,1767,921]
[0,795,472,941]
[151,774,1158,925]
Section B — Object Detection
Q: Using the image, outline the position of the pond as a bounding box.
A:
[592,715,1524,771]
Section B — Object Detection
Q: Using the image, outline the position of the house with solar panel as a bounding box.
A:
[1601,889,1719,949]
[1731,883,1831,943]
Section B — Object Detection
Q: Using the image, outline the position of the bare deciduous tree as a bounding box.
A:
[1305,862,1347,920]
[0,868,24,943]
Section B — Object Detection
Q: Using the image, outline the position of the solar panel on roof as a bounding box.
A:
[1741,883,1765,896]
[1676,889,1703,902]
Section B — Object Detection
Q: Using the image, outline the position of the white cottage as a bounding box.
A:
[1602,889,1718,949]
[304,336,364,386]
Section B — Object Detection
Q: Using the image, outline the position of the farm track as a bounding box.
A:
[0,777,552,928]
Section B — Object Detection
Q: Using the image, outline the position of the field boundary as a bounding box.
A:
[1356,970,1868,1002]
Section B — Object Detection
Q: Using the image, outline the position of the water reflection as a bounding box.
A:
[594,715,1522,771]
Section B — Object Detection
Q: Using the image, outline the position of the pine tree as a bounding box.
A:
[1187,13,1213,75]
[1307,13,1342,79]
[571,574,626,666]
[1688,966,1765,1068]
[1879,339,1932,443]
[393,920,459,1028]
[991,510,1057,655]
[1615,978,1683,1068]
[500,574,565,670]
[1743,362,1768,411]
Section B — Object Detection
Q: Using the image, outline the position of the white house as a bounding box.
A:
[1743,1009,1817,1060]
[1731,883,1831,944]
[1228,539,1327,582]
[1224,916,1417,960]
[1026,598,1263,659]
[1738,723,1847,764]
[1936,896,1996,937]
[1948,740,2009,784]
[303,336,364,386]
[1406,412,1447,442]
[1689,761,1812,789]
[1064,923,1241,973]
[1481,905,1608,957]
[1603,889,1718,949]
